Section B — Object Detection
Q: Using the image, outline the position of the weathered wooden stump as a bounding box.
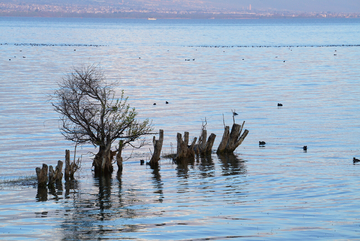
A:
[36,163,48,187]
[217,121,249,154]
[150,129,164,168]
[48,160,63,187]
[175,132,197,162]
[115,140,124,173]
[116,149,123,173]
[194,129,216,155]
[55,160,64,181]
[65,149,78,180]
[48,165,55,188]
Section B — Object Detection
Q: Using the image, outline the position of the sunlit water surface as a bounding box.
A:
[1,17,360,240]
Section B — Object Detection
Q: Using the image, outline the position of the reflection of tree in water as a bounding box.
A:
[96,175,113,215]
[58,174,141,240]
[217,153,247,176]
[36,154,247,239]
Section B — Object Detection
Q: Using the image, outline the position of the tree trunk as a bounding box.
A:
[150,129,164,168]
[93,144,114,176]
[194,129,216,155]
[175,132,197,162]
[217,121,249,154]
[36,163,48,187]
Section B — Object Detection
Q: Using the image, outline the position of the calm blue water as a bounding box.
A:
[1,17,360,240]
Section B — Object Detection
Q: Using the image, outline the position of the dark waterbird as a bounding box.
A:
[259,141,266,146]
[353,157,360,164]
[303,146,307,151]
[278,103,283,107]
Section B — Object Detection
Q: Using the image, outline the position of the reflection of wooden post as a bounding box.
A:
[217,121,249,154]
[175,132,197,162]
[194,129,216,155]
[150,129,164,168]
[36,186,48,201]
[36,164,48,187]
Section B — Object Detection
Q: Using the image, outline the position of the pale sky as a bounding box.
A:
[209,0,360,12]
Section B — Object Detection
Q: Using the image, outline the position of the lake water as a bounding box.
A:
[1,17,360,240]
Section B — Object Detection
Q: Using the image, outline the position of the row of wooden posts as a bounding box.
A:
[36,149,79,187]
[147,122,249,168]
[36,122,249,186]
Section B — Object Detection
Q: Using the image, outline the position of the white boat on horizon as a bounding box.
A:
[148,18,157,20]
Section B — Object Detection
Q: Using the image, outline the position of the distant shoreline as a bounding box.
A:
[1,12,359,19]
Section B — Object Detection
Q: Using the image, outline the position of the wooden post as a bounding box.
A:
[48,160,63,188]
[65,149,78,180]
[150,129,164,168]
[217,126,229,153]
[116,140,124,173]
[116,149,123,173]
[54,160,63,183]
[175,132,197,162]
[36,163,48,187]
[194,129,216,155]
[217,121,249,154]
[48,165,55,187]
[205,133,216,153]
[65,149,71,179]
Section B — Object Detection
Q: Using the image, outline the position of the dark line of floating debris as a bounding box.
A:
[187,44,360,48]
[0,43,106,47]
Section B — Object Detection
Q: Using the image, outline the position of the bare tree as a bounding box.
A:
[52,65,153,176]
